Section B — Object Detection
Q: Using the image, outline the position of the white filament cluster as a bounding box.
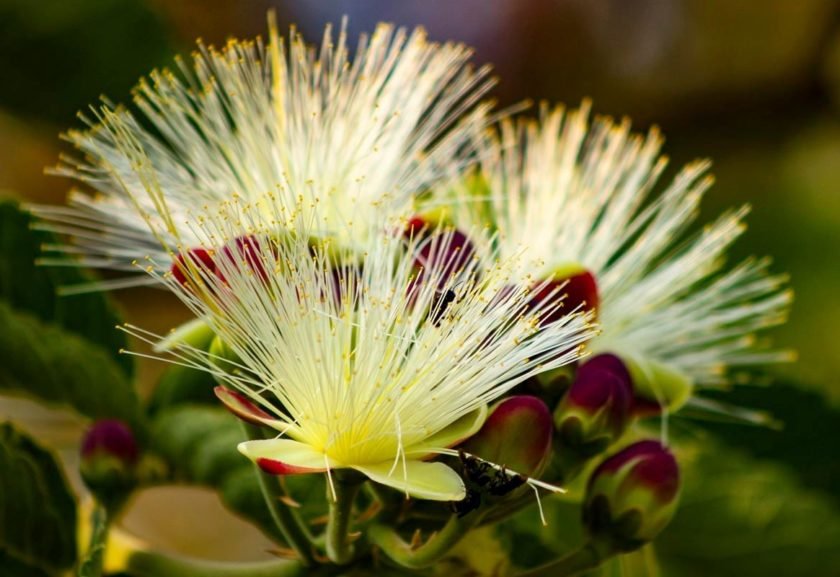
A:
[32,17,494,287]
[438,102,793,386]
[127,202,593,480]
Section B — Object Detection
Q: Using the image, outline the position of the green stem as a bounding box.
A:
[77,505,109,577]
[515,541,609,577]
[127,550,307,577]
[241,423,316,566]
[325,472,363,565]
[368,512,480,569]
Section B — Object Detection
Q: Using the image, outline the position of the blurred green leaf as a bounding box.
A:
[147,361,217,416]
[594,547,660,577]
[0,200,131,374]
[656,441,840,577]
[494,495,588,570]
[0,422,77,575]
[150,405,328,543]
[692,383,840,503]
[0,301,142,428]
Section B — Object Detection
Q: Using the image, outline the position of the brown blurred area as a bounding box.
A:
[1,0,839,563]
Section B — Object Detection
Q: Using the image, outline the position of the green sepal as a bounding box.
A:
[623,355,693,412]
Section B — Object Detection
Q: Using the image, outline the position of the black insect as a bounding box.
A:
[487,467,526,496]
[429,288,457,326]
[451,488,482,517]
[459,451,527,498]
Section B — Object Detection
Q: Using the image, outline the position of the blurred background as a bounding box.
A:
[0,1,838,575]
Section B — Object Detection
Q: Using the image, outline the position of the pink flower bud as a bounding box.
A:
[414,228,475,289]
[216,235,273,285]
[80,420,140,503]
[171,247,216,287]
[584,440,680,550]
[528,266,599,326]
[554,354,634,450]
[461,395,553,478]
[81,419,139,465]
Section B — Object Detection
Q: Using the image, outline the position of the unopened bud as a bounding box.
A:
[171,247,216,287]
[414,228,476,289]
[529,264,599,326]
[217,235,273,285]
[80,420,139,503]
[584,440,680,551]
[554,354,633,453]
[462,395,553,479]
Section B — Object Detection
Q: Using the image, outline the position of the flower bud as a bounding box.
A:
[462,395,553,478]
[415,228,475,288]
[80,420,139,503]
[171,247,216,287]
[529,263,599,326]
[216,235,272,284]
[584,440,680,551]
[554,354,633,453]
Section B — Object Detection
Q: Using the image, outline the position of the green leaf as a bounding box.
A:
[0,301,142,429]
[494,495,589,570]
[656,440,840,577]
[0,200,130,375]
[150,406,329,544]
[0,422,77,574]
[593,547,660,577]
[150,406,282,542]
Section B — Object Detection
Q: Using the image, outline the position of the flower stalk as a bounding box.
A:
[368,512,481,569]
[325,471,364,565]
[242,423,316,567]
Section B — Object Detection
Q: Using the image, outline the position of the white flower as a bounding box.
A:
[126,205,594,501]
[32,16,494,290]
[433,102,793,409]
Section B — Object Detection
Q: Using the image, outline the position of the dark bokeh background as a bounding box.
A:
[1,1,839,574]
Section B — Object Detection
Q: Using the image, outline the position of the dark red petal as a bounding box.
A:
[256,457,323,475]
[214,386,276,425]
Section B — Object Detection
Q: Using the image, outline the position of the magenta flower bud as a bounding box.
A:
[528,266,599,326]
[584,440,680,551]
[80,420,140,504]
[171,247,216,287]
[554,354,634,452]
[81,419,139,465]
[411,227,476,290]
[461,395,553,479]
[217,235,273,285]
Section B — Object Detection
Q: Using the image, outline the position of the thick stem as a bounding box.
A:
[368,512,480,569]
[241,423,316,566]
[515,541,609,577]
[78,505,109,577]
[325,472,363,565]
[127,551,307,577]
